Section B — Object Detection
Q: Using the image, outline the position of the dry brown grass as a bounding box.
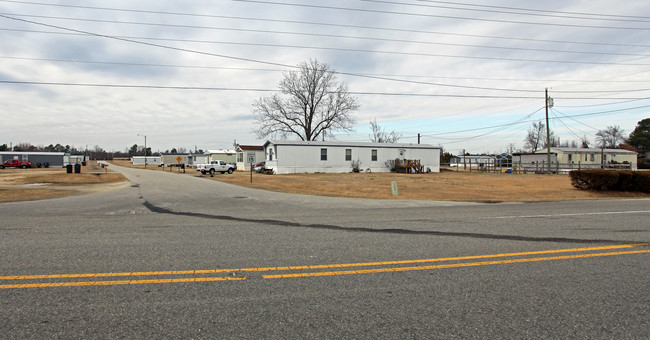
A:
[0,162,128,203]
[111,159,650,202]
[3,160,647,203]
[203,170,650,202]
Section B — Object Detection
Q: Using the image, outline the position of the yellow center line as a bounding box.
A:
[1,244,648,289]
[1,243,645,281]
[0,276,245,289]
[263,250,650,279]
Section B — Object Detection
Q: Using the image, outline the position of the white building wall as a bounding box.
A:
[265,141,440,174]
[132,156,162,165]
[236,150,265,170]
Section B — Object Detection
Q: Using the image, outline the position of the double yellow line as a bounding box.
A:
[1,244,648,289]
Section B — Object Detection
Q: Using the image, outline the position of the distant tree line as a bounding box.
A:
[0,143,119,160]
[0,142,208,160]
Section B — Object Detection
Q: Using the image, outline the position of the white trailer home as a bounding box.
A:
[236,145,265,171]
[204,149,237,163]
[263,140,441,174]
[131,156,162,166]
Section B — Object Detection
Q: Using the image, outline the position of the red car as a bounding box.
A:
[1,159,32,169]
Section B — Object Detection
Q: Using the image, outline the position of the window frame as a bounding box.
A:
[321,148,328,161]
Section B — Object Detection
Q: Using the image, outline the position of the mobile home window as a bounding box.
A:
[321,148,327,161]
[237,153,243,162]
[568,154,573,162]
[590,154,595,161]
[371,149,377,161]
[345,149,352,161]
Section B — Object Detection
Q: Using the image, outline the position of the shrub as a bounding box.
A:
[351,159,362,173]
[385,159,396,172]
[570,170,650,192]
[616,171,635,191]
[634,171,650,193]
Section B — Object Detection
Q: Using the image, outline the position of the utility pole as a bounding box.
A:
[545,88,553,174]
[417,133,420,144]
[138,134,147,167]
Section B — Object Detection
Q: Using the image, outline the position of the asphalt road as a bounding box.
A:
[1,165,649,339]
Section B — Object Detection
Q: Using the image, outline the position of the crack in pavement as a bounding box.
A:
[142,201,641,245]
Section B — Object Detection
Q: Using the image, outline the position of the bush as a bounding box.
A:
[351,159,362,173]
[634,171,650,193]
[385,159,396,172]
[570,170,650,192]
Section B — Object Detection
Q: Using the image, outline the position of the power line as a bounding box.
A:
[0,14,542,94]
[4,15,650,59]
[4,0,650,49]
[415,0,650,20]
[551,108,600,131]
[233,0,650,31]
[6,54,650,88]
[4,80,650,101]
[0,80,276,92]
[370,0,650,23]
[550,110,586,141]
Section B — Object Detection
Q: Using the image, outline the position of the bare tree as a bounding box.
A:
[252,59,359,141]
[523,121,558,151]
[595,125,625,148]
[369,119,401,143]
[580,135,590,148]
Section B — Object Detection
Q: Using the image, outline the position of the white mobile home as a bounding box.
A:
[236,145,265,170]
[263,140,441,174]
[131,156,162,166]
[534,147,637,171]
[204,149,237,163]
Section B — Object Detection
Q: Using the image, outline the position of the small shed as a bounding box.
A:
[263,140,441,174]
[236,145,265,170]
[0,151,69,168]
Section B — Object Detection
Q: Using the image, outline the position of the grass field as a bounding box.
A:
[0,162,127,203]
[1,161,648,203]
[114,161,650,203]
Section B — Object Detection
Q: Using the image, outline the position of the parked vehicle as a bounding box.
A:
[196,160,235,175]
[253,161,266,173]
[1,159,32,169]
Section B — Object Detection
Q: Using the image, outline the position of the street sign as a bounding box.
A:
[247,152,256,164]
[176,156,183,163]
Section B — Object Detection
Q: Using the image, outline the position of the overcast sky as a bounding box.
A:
[2,0,649,154]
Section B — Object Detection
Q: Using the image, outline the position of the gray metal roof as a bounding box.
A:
[535,147,636,154]
[264,140,439,149]
[0,151,67,156]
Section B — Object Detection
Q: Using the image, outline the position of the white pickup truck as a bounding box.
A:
[196,160,235,175]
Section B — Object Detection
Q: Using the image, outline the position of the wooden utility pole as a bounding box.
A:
[545,89,552,174]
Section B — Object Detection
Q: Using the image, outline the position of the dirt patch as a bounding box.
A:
[0,162,128,203]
